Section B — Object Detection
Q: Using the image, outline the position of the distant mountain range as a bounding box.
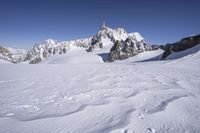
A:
[0,24,200,64]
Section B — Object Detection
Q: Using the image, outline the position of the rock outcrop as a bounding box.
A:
[108,36,151,62]
[161,34,200,59]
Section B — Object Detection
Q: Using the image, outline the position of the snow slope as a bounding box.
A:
[0,59,11,64]
[117,49,164,64]
[41,47,103,64]
[42,39,114,64]
[166,43,200,60]
[163,43,200,67]
[0,46,200,133]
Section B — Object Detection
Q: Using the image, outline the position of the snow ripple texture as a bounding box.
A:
[0,49,200,133]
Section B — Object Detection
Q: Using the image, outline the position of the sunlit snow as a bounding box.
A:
[0,42,200,133]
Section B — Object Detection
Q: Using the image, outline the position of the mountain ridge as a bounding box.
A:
[1,24,199,64]
[1,24,149,64]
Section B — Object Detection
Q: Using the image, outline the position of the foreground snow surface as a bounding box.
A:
[0,50,200,133]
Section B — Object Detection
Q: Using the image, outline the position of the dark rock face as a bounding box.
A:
[108,37,151,62]
[160,44,172,60]
[161,34,200,59]
[29,57,42,64]
[99,43,103,48]
[86,45,95,52]
[108,41,124,62]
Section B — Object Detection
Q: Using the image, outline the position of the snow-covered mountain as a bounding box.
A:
[86,24,153,62]
[6,47,27,63]
[24,38,92,64]
[1,24,200,64]
[0,46,27,63]
[0,24,151,64]
[0,46,13,63]
[87,24,147,52]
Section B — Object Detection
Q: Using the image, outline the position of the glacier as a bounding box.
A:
[0,40,200,133]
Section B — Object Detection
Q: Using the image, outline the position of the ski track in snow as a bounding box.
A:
[0,49,200,133]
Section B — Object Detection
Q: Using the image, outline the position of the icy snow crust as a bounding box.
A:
[0,43,200,133]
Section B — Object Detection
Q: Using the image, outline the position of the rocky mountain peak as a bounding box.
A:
[108,35,151,62]
[0,24,152,64]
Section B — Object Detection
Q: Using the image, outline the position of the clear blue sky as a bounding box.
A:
[0,0,200,48]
